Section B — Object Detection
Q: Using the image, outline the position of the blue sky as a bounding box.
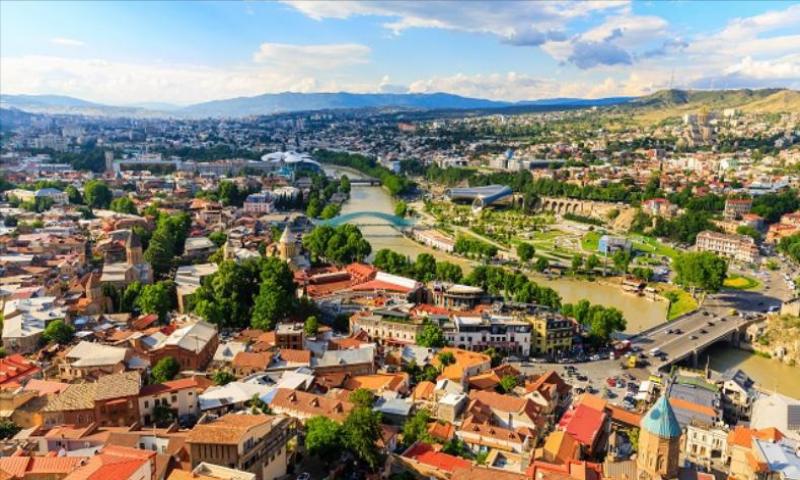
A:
[1,1,798,105]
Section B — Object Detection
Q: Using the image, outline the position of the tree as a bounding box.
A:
[339,175,351,194]
[213,370,236,386]
[247,393,270,414]
[585,254,600,272]
[84,180,112,209]
[151,356,180,383]
[631,266,654,282]
[305,197,322,218]
[571,254,584,274]
[302,224,371,265]
[136,281,174,322]
[110,196,138,215]
[612,250,631,274]
[152,404,176,426]
[736,225,762,241]
[417,322,446,348]
[121,281,143,312]
[435,261,463,283]
[483,347,502,367]
[251,257,297,331]
[498,375,518,393]
[193,258,263,329]
[320,204,341,220]
[42,320,74,344]
[517,243,535,262]
[0,420,21,440]
[343,406,382,470]
[402,409,432,447]
[65,185,83,205]
[413,253,437,282]
[304,315,319,336]
[437,351,456,369]
[208,231,227,248]
[349,388,376,409]
[674,252,728,293]
[394,200,408,217]
[305,416,343,462]
[534,257,549,272]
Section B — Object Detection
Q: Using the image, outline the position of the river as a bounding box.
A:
[331,179,667,333]
[699,344,800,398]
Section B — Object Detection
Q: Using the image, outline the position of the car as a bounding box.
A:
[720,317,727,322]
[707,321,715,326]
[627,383,638,392]
[577,375,588,382]
[703,311,710,316]
[690,335,698,340]
[666,328,674,334]
[700,329,708,334]
[606,377,617,387]
[297,474,311,480]
[673,328,682,334]
[617,379,626,388]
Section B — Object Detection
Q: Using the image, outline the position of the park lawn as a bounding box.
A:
[724,274,761,290]
[661,286,698,321]
[581,231,602,252]
[631,235,679,260]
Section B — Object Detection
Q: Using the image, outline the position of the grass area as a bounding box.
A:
[581,231,602,252]
[723,274,761,290]
[631,235,679,260]
[661,286,699,321]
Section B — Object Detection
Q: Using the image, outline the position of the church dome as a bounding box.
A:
[641,395,682,439]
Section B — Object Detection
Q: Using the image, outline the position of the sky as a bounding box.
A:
[1,0,798,106]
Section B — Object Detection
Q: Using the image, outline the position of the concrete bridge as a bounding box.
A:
[349,178,382,186]
[631,312,760,373]
[536,196,627,220]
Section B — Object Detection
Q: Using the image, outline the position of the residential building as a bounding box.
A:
[750,393,800,441]
[243,192,274,215]
[187,414,295,480]
[431,283,484,309]
[184,236,217,260]
[274,322,304,350]
[721,369,756,422]
[527,311,574,356]
[0,353,40,387]
[312,346,375,376]
[198,381,272,415]
[457,417,532,454]
[350,311,424,346]
[445,314,532,357]
[727,426,787,480]
[683,421,728,470]
[2,296,68,353]
[695,230,759,264]
[63,445,156,480]
[60,341,134,380]
[142,319,218,371]
[269,388,354,423]
[138,376,213,426]
[175,263,219,313]
[94,371,143,427]
[466,390,543,432]
[435,347,491,385]
[724,197,752,221]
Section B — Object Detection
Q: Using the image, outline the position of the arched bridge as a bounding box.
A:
[319,211,415,228]
[536,196,624,218]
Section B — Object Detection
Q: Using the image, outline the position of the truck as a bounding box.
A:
[620,354,645,369]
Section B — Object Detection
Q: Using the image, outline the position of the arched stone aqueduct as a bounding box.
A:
[535,196,625,219]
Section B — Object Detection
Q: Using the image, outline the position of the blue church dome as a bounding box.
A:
[641,396,682,439]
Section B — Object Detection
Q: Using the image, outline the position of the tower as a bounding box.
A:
[278,225,296,260]
[637,395,682,480]
[126,230,143,265]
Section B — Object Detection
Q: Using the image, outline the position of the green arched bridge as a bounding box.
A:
[319,211,415,228]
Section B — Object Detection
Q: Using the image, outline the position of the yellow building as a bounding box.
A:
[527,313,574,356]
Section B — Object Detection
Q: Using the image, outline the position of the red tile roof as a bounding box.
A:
[0,355,40,386]
[139,376,213,397]
[403,442,471,473]
[558,404,607,448]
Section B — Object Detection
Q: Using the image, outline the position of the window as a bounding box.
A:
[171,395,178,403]
[144,401,149,408]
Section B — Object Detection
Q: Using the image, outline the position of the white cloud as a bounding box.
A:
[252,43,370,69]
[281,0,627,40]
[50,37,85,47]
[0,55,353,105]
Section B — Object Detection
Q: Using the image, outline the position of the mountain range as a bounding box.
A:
[1,88,797,120]
[0,91,634,119]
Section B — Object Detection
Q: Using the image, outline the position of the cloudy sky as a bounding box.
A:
[1,0,798,105]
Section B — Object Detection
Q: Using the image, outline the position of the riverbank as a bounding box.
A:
[701,343,800,398]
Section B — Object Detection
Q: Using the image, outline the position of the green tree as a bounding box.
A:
[516,243,535,262]
[498,375,518,394]
[339,175,351,194]
[319,204,340,220]
[612,250,631,274]
[0,420,22,440]
[736,225,762,241]
[305,416,343,462]
[437,351,456,369]
[152,404,176,426]
[534,257,549,272]
[305,197,322,218]
[343,407,382,470]
[110,196,138,215]
[136,281,174,322]
[304,315,319,336]
[65,185,83,205]
[302,224,371,265]
[213,370,236,386]
[413,253,437,282]
[571,254,584,274]
[151,356,180,383]
[349,388,376,409]
[435,261,463,283]
[251,258,297,331]
[394,200,408,217]
[84,180,112,209]
[586,254,600,272]
[121,281,143,312]
[42,320,74,344]
[674,251,729,293]
[208,231,227,248]
[402,409,432,447]
[193,259,263,328]
[417,322,446,348]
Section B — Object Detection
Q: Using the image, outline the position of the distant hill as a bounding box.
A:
[0,107,38,131]
[0,94,150,117]
[619,88,799,123]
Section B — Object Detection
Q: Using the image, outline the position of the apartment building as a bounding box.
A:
[138,376,213,426]
[695,230,759,263]
[723,198,752,221]
[527,312,575,356]
[243,192,274,215]
[445,314,532,357]
[350,311,424,345]
[187,414,295,480]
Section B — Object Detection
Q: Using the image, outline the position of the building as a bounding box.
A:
[143,319,218,371]
[750,393,800,441]
[637,396,682,480]
[97,230,153,287]
[60,341,133,380]
[683,421,728,470]
[187,414,295,480]
[598,235,632,255]
[243,192,275,215]
[445,314,532,357]
[642,198,676,218]
[350,311,424,346]
[138,376,213,426]
[695,230,759,264]
[431,283,484,310]
[435,347,491,385]
[527,311,574,357]
[184,237,217,260]
[63,445,156,480]
[2,296,68,354]
[724,197,753,221]
[175,263,219,313]
[0,353,40,387]
[721,369,756,422]
[412,228,455,253]
[93,371,143,427]
[457,416,532,455]
[275,322,304,350]
[269,388,354,423]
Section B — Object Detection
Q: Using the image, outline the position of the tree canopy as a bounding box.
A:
[416,322,446,348]
[84,180,112,209]
[151,356,180,383]
[674,251,728,292]
[42,320,74,344]
[302,224,371,265]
